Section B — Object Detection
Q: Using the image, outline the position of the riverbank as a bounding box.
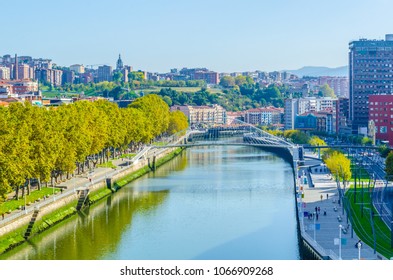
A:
[0,147,184,255]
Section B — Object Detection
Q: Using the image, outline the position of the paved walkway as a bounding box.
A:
[298,153,385,260]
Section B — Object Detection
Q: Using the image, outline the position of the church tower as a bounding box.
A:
[116,54,123,70]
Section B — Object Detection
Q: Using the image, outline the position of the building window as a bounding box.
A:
[380,126,387,133]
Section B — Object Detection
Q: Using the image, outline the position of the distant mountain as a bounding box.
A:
[284,66,348,77]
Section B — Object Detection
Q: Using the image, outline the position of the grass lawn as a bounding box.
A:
[97,161,117,169]
[0,187,61,215]
[346,187,393,259]
[120,153,136,159]
[351,162,370,181]
[42,91,79,98]
[135,86,223,95]
[152,141,168,146]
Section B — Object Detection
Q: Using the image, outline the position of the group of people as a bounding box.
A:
[307,206,327,220]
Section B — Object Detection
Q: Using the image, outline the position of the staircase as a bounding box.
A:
[24,208,40,239]
[76,189,90,211]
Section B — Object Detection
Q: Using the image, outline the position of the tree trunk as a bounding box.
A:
[15,186,20,200]
[27,179,31,195]
[38,178,42,191]
[21,185,25,198]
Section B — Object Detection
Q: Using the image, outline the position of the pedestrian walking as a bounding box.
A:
[1,213,4,220]
[323,208,327,216]
[320,194,323,201]
[315,206,318,213]
[326,193,329,200]
[318,206,320,213]
[316,213,319,220]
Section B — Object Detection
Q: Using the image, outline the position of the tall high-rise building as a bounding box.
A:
[13,54,18,80]
[284,98,299,130]
[97,65,113,82]
[349,34,393,134]
[18,64,31,80]
[0,66,10,80]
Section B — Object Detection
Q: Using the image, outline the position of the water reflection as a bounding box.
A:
[1,190,169,260]
[1,146,300,260]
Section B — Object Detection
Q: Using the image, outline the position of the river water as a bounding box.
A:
[1,146,300,260]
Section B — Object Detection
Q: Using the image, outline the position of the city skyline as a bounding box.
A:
[2,0,393,72]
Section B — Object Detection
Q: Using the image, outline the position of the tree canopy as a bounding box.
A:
[0,94,187,202]
[323,150,351,182]
[319,84,336,98]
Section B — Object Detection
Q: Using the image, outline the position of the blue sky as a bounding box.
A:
[2,0,393,72]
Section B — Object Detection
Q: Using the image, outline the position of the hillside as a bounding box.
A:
[284,66,348,77]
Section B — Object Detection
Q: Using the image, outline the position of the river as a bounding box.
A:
[1,145,300,260]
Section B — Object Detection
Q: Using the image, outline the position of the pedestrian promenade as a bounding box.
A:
[0,152,149,227]
[298,155,385,260]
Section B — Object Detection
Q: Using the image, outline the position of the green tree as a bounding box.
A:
[385,151,393,179]
[219,76,235,88]
[161,96,173,106]
[361,136,372,146]
[113,71,123,84]
[319,84,336,98]
[129,94,170,138]
[167,111,188,135]
[234,75,252,86]
[128,71,145,81]
[378,145,391,158]
[283,130,310,144]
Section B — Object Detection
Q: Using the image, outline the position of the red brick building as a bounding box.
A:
[368,95,393,145]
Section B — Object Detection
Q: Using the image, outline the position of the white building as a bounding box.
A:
[0,66,10,80]
[171,104,227,125]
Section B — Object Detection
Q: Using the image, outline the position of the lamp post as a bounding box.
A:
[314,211,316,241]
[357,241,362,260]
[339,224,342,260]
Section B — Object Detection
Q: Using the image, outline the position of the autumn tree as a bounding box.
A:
[324,151,352,182]
[167,111,188,135]
[129,94,170,138]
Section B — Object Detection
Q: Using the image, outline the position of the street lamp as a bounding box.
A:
[357,241,362,260]
[339,224,342,260]
[314,211,316,241]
